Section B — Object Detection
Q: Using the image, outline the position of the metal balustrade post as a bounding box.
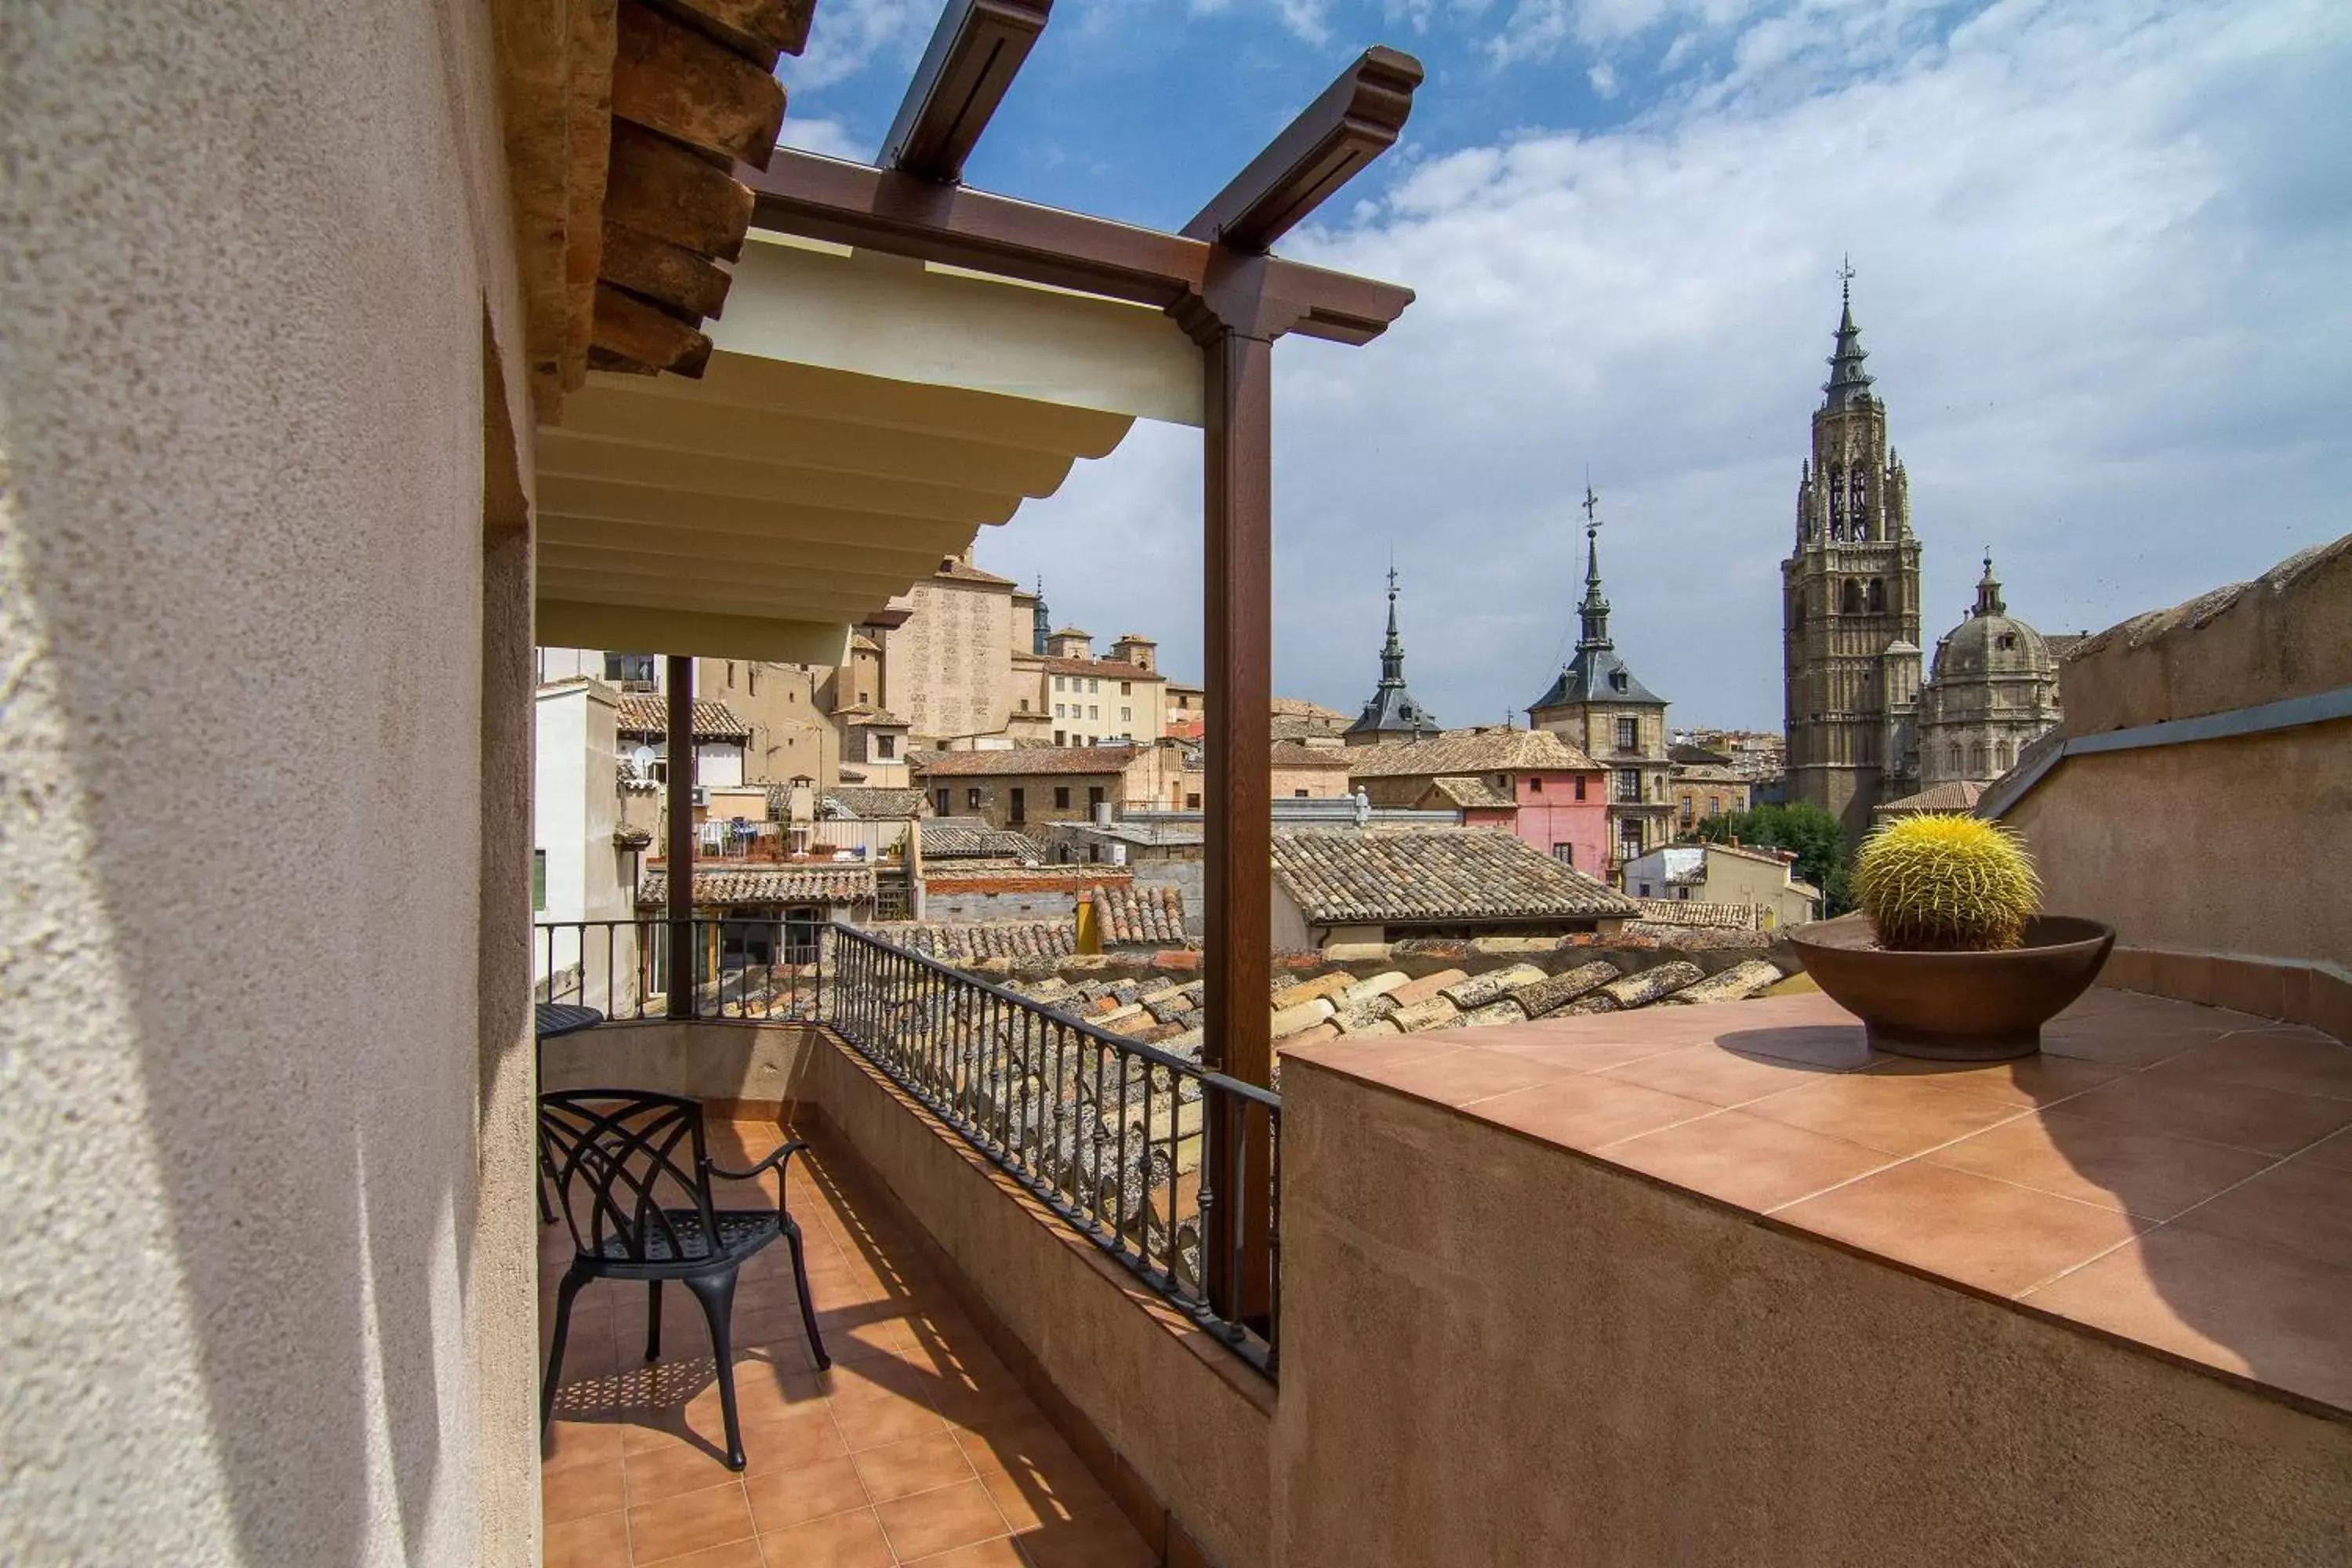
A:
[665,655,695,1018]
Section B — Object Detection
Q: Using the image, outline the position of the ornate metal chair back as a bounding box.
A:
[538,1090,717,1265]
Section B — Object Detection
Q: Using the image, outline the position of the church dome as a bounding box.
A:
[1929,554,2053,682]
[1931,611,2051,681]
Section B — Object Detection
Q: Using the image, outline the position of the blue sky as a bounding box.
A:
[784,0,2352,730]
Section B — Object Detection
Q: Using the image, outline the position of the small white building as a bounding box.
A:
[533,677,644,1012]
[1620,842,1822,929]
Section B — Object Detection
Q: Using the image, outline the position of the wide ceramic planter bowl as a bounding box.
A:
[1787,913,2116,1061]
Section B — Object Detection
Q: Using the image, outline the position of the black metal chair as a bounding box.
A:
[538,1090,829,1469]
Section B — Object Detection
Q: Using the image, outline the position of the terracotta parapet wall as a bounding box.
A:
[540,1018,821,1112]
[1272,1059,2352,1568]
[2002,535,2352,988]
[810,1036,1273,1568]
[2056,533,2350,735]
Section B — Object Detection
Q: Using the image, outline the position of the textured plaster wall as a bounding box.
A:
[921,885,1087,923]
[2009,730,2351,967]
[1,2,536,1562]
[2008,535,2352,968]
[1273,1065,2352,1568]
[813,1041,1274,1568]
[541,1022,821,1108]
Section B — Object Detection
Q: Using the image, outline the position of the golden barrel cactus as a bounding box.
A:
[1852,814,2042,952]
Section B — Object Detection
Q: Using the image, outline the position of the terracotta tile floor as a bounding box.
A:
[1284,986,2352,1416]
[539,1124,1156,1568]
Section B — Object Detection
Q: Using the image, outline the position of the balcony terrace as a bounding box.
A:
[539,1117,1155,1567]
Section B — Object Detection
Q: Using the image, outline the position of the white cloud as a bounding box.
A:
[1587,60,1619,96]
[785,0,934,93]
[775,116,865,161]
[982,0,2352,731]
[1490,0,1758,64]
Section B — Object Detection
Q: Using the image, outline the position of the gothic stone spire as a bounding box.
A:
[1823,255,1875,412]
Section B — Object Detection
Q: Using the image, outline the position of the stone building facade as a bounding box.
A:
[1911,555,2063,790]
[874,554,1026,745]
[1528,499,1673,876]
[1781,278,1925,842]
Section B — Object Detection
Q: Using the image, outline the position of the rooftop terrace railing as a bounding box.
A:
[531,917,1280,1373]
[826,924,1280,1376]
[533,916,823,1022]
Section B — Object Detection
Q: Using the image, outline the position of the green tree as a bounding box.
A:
[1686,801,1853,915]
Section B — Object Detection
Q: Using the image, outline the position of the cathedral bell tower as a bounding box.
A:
[1780,263,1923,843]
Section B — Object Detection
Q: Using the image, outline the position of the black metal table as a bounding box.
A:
[536,1001,605,1040]
[535,1003,604,1222]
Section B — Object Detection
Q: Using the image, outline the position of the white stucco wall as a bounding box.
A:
[2,2,538,1563]
[538,683,596,927]
[534,680,639,1013]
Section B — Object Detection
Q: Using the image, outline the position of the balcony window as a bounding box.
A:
[1617,717,1638,750]
[1616,769,1641,804]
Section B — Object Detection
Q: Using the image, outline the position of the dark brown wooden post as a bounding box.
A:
[666,654,696,1017]
[1186,290,1278,1326]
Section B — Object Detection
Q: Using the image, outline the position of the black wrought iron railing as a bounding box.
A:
[825,926,1281,1375]
[529,918,1280,1373]
[533,917,824,1022]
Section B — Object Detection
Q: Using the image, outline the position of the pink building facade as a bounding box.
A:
[1352,728,1617,880]
[1504,769,1610,876]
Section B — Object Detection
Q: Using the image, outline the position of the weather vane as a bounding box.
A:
[1581,466,1602,539]
[1837,252,1856,302]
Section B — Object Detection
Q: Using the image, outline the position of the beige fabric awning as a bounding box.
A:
[534,234,1200,662]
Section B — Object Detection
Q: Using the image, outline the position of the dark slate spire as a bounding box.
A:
[1528,477,1668,715]
[1577,482,1613,652]
[1822,256,1875,412]
[1344,563,1439,739]
[1379,564,1406,681]
[1032,577,1051,655]
[1973,550,2005,618]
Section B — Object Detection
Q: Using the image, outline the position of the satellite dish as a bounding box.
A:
[630,745,657,775]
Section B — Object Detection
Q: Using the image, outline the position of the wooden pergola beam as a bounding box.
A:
[742,151,1414,345]
[1182,46,1422,252]
[881,0,1054,185]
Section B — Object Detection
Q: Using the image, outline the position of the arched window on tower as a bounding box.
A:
[1996,739,2013,771]
[1848,470,1869,538]
[1969,741,1987,776]
[1867,579,1886,613]
[1828,467,1846,539]
[1791,592,1806,629]
[1947,742,1962,776]
[1840,579,1863,615]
